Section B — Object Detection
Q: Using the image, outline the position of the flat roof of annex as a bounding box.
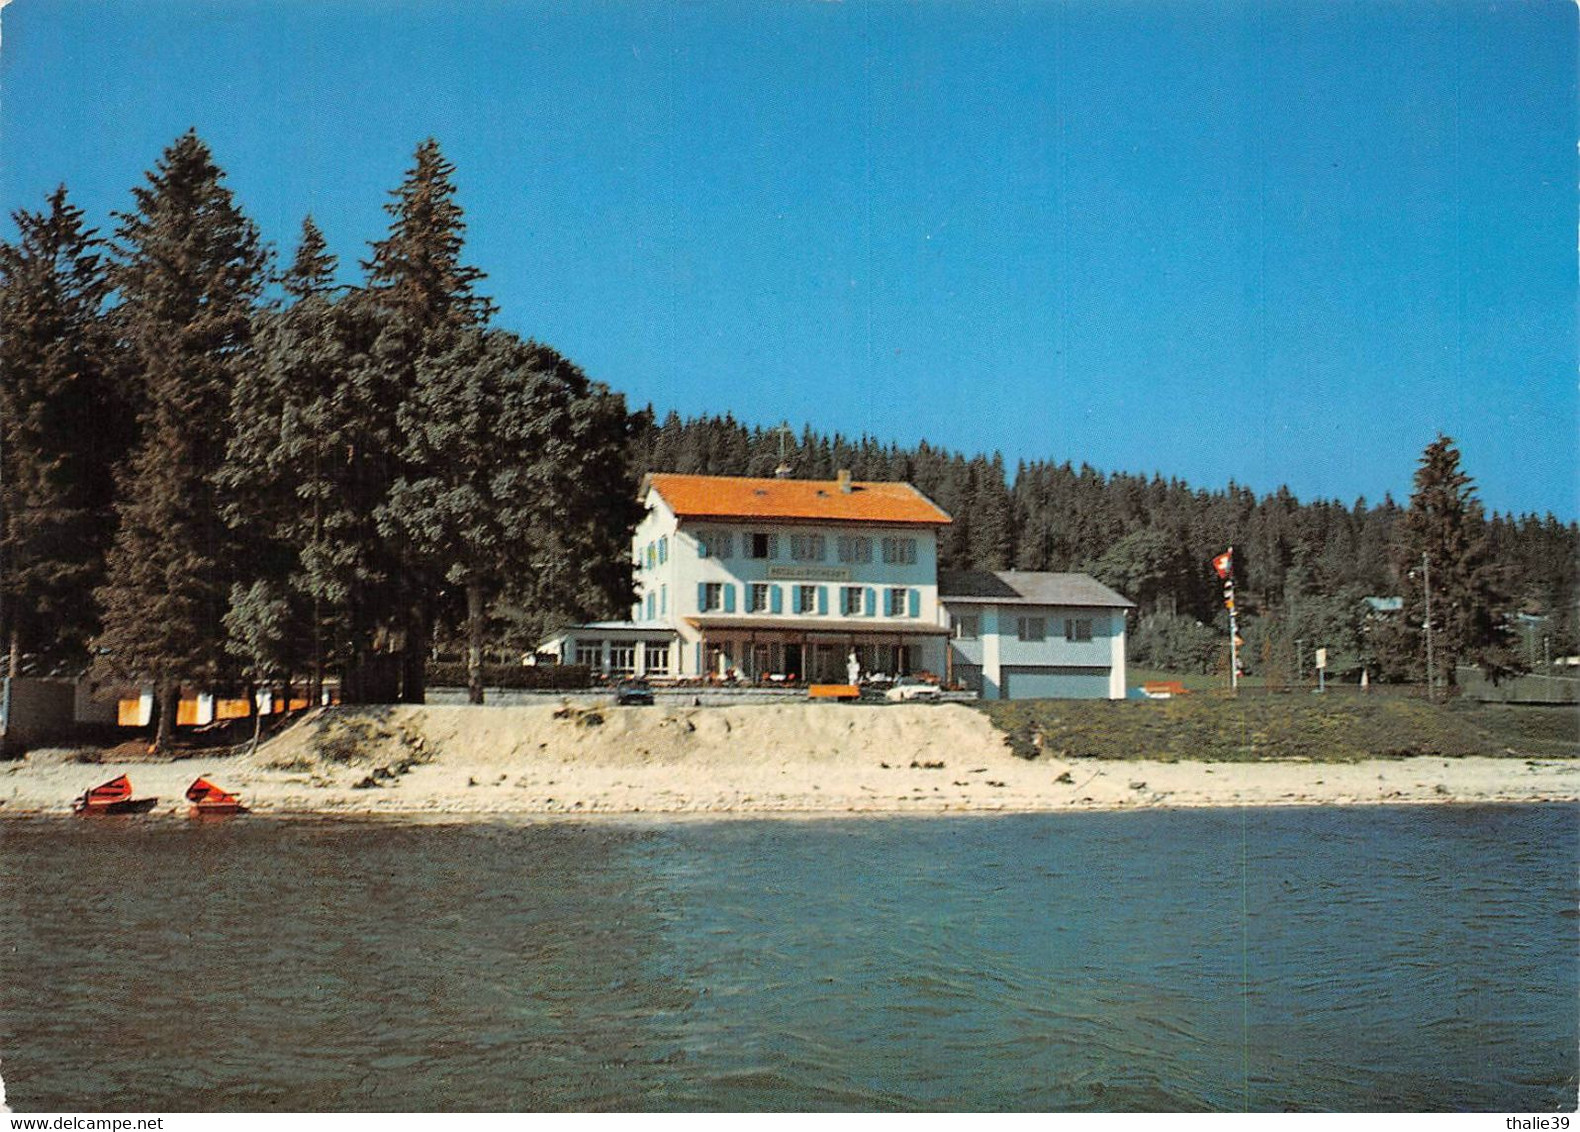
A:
[643,472,952,527]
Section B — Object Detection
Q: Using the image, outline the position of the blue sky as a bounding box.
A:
[3,0,1575,518]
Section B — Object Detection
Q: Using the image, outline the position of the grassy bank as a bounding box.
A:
[981,694,1579,763]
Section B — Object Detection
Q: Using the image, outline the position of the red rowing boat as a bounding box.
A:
[72,774,158,815]
[186,776,249,816]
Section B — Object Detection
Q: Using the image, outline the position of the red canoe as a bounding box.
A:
[72,774,158,815]
[186,776,249,816]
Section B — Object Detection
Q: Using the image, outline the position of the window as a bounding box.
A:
[697,531,732,559]
[574,641,604,668]
[746,532,777,560]
[797,585,818,614]
[1064,618,1093,642]
[643,641,670,675]
[646,542,656,569]
[749,583,770,613]
[644,592,655,620]
[1017,617,1046,642]
[790,534,826,562]
[842,586,865,616]
[887,588,908,617]
[881,537,917,565]
[610,643,636,674]
[657,536,668,565]
[660,585,667,616]
[702,583,723,612]
[953,615,979,640]
[837,535,872,563]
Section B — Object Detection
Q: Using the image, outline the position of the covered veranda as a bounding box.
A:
[683,616,950,683]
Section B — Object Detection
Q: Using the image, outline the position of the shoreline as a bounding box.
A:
[4,795,1577,825]
[3,703,1575,820]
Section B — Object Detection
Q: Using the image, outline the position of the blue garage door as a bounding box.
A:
[1000,665,1109,700]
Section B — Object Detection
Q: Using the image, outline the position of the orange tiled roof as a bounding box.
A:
[645,473,952,526]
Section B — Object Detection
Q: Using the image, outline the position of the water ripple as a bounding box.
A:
[0,805,1575,1111]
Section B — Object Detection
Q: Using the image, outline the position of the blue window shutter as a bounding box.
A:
[770,585,783,614]
[908,589,920,618]
[817,586,828,615]
[697,537,708,559]
[697,582,707,611]
[723,585,736,613]
[864,588,876,617]
[791,586,802,614]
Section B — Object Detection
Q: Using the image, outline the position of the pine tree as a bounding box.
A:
[282,215,337,299]
[380,328,640,701]
[966,453,1014,569]
[221,217,380,706]
[358,138,495,702]
[92,132,268,749]
[0,186,123,679]
[1389,435,1518,689]
[363,138,494,330]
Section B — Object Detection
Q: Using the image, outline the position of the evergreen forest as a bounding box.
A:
[2,134,1573,748]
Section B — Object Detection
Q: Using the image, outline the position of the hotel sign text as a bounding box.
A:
[768,566,851,582]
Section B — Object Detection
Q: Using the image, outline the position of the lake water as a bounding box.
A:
[1,805,1575,1112]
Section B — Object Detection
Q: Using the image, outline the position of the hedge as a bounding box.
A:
[425,662,594,690]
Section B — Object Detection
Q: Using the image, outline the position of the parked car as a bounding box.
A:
[884,676,941,703]
[613,680,654,706]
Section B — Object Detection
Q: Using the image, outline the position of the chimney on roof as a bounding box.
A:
[836,468,852,493]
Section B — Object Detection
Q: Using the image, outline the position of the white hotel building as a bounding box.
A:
[543,472,1133,698]
[546,471,952,683]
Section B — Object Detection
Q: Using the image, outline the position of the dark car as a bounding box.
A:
[613,680,655,706]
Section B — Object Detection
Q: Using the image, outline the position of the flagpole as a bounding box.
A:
[1228,573,1239,693]
[1215,546,1239,693]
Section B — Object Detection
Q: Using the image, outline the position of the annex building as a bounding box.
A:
[939,570,1134,700]
[543,472,1133,698]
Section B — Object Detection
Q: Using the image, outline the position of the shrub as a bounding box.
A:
[424,662,593,690]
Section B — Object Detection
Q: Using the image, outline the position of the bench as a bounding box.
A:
[808,684,861,702]
[1142,681,1190,698]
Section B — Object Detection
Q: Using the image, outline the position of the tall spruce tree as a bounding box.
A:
[363,139,495,330]
[93,132,268,749]
[358,138,495,702]
[0,187,122,680]
[381,328,640,703]
[220,216,361,706]
[1390,435,1518,689]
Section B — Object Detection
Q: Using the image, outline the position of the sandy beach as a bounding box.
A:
[2,702,1575,819]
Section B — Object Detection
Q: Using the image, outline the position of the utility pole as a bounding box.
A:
[1422,552,1434,702]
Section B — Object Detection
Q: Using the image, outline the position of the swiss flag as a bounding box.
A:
[1212,549,1233,580]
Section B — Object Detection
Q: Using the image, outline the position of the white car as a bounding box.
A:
[884,676,941,703]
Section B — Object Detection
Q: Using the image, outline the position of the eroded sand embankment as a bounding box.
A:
[4,703,1576,818]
